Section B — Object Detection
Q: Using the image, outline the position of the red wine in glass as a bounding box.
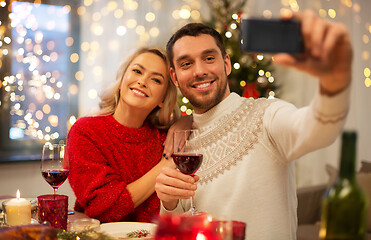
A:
[173,130,203,214]
[41,144,68,195]
[172,153,203,176]
[42,169,69,189]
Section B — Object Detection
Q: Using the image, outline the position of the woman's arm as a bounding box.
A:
[127,156,174,208]
[67,120,170,222]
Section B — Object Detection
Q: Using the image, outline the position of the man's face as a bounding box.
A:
[170,34,231,114]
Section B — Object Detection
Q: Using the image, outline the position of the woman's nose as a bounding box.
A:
[137,77,147,87]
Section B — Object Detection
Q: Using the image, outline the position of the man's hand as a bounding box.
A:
[155,166,199,211]
[273,9,353,96]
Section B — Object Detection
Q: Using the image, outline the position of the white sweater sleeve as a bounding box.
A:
[264,86,350,163]
[160,199,187,214]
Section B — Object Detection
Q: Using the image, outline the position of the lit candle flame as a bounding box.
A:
[16,189,20,200]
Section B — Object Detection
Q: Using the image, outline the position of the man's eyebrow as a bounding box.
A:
[175,48,219,64]
[175,55,190,64]
[202,49,219,55]
[133,63,164,79]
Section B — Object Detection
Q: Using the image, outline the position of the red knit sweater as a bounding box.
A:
[67,115,166,223]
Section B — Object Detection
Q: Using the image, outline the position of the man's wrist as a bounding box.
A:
[319,81,350,97]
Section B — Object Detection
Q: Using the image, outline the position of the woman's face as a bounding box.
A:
[119,52,169,114]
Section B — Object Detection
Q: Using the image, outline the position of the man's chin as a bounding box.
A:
[190,97,219,113]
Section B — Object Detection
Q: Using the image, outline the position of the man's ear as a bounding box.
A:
[170,67,179,87]
[224,54,232,76]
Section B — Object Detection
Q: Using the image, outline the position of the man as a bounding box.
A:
[155,10,352,239]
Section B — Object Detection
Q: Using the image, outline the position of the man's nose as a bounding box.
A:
[193,61,207,78]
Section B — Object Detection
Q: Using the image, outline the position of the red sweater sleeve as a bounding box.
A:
[67,116,165,223]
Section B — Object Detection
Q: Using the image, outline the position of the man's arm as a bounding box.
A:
[273,9,352,96]
[265,10,352,162]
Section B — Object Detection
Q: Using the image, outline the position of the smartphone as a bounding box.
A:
[240,18,304,54]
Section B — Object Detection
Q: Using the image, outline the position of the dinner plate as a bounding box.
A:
[100,222,157,239]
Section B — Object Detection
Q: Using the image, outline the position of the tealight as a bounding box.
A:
[5,189,31,226]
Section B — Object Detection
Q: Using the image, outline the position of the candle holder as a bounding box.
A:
[2,198,31,226]
[154,213,246,240]
[2,198,37,226]
[154,213,234,240]
[70,218,100,232]
[231,221,246,240]
[0,211,5,227]
[37,194,68,230]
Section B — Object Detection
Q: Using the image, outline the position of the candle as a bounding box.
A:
[5,189,31,226]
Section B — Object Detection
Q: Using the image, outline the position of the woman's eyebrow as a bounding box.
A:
[133,63,164,79]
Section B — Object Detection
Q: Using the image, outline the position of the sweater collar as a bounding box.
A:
[193,92,242,129]
[107,115,159,143]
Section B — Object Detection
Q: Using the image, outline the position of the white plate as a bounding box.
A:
[100,222,156,239]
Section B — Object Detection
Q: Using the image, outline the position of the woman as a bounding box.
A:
[67,47,180,223]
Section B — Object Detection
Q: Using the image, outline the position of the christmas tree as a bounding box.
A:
[177,0,278,115]
[204,0,278,98]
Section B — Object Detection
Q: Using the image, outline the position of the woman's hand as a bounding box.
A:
[162,115,193,159]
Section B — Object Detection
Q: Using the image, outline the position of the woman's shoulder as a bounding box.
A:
[70,115,112,132]
[77,114,112,123]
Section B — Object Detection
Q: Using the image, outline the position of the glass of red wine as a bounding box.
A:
[41,143,69,195]
[172,130,203,215]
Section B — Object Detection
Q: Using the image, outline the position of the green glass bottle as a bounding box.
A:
[319,131,369,240]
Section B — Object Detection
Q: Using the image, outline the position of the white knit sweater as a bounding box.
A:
[162,87,350,240]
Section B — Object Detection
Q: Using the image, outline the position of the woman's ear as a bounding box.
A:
[170,67,179,87]
[158,100,164,108]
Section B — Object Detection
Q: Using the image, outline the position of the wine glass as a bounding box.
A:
[41,143,69,195]
[172,130,203,215]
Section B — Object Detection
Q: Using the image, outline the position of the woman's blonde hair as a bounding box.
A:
[98,47,180,129]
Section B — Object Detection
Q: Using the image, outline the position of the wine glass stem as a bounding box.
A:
[190,196,196,212]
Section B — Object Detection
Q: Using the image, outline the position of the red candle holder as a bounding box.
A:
[154,213,209,240]
[154,213,246,240]
[231,221,246,240]
[37,194,68,230]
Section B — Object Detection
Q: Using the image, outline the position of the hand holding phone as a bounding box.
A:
[240,18,304,54]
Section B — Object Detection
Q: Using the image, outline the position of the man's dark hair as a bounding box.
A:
[166,23,226,68]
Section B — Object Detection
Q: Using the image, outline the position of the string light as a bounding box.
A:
[3,0,368,142]
[1,1,78,141]
[328,9,336,18]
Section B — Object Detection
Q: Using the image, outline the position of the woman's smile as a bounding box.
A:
[130,87,148,97]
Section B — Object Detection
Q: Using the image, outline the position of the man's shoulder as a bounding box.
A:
[238,96,279,113]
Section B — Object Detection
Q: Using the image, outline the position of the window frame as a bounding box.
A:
[0,0,80,163]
